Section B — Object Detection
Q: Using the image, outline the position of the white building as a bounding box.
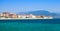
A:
[43,16,53,19]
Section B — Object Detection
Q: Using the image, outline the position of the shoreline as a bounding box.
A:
[0,18,53,20]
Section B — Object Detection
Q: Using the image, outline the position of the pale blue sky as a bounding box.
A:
[0,0,60,13]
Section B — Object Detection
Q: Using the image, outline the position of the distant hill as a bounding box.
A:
[18,10,60,19]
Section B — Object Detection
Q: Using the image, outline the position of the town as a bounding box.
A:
[0,12,53,19]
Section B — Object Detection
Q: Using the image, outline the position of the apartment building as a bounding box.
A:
[0,12,53,19]
[9,14,18,18]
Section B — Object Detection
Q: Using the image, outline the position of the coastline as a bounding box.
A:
[0,18,53,20]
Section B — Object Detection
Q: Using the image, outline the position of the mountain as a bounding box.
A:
[18,10,60,18]
[26,10,51,16]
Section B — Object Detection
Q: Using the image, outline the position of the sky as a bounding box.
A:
[0,0,60,14]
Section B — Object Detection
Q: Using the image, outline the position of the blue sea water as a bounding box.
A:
[0,19,60,31]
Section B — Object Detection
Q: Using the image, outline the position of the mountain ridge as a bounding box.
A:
[17,10,60,18]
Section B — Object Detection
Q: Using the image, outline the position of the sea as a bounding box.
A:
[0,19,60,31]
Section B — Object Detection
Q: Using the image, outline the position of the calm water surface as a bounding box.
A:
[0,19,60,31]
